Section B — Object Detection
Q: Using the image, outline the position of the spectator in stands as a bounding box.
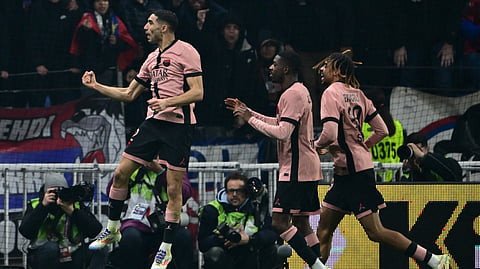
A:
[0,1,31,108]
[175,0,227,56]
[0,3,10,100]
[197,14,267,128]
[352,0,403,102]
[18,173,107,269]
[400,132,463,182]
[0,4,9,82]
[256,38,284,116]
[394,0,466,93]
[107,166,194,269]
[70,0,138,85]
[25,0,84,107]
[198,172,279,269]
[267,0,354,125]
[159,0,184,12]
[215,0,270,47]
[362,90,405,182]
[460,0,480,91]
[122,0,164,55]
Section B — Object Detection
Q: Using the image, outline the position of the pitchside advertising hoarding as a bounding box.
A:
[287,184,480,269]
[2,183,479,267]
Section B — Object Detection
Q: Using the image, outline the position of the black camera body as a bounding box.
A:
[398,145,414,161]
[246,177,265,200]
[147,204,167,232]
[217,222,241,243]
[55,182,94,202]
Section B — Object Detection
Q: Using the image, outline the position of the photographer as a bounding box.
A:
[198,172,279,269]
[400,132,463,182]
[19,173,107,269]
[107,166,194,269]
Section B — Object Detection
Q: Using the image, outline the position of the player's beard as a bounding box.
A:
[270,73,283,84]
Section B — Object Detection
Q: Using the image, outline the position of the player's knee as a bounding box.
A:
[316,228,330,243]
[271,221,290,234]
[113,169,130,185]
[292,217,311,233]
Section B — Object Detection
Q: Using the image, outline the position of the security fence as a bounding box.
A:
[1,162,480,268]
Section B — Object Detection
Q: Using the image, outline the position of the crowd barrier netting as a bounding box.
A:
[1,162,480,269]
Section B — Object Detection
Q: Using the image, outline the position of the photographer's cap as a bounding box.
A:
[44,173,68,189]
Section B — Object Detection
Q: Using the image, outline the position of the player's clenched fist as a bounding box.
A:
[82,71,97,88]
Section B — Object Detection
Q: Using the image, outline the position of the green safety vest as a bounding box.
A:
[124,168,168,228]
[129,168,168,202]
[362,120,404,182]
[208,200,258,237]
[29,198,82,249]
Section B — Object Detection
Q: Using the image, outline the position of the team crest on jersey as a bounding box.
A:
[163,59,171,67]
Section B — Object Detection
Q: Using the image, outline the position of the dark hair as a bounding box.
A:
[278,50,302,75]
[405,132,428,147]
[224,172,248,189]
[260,39,283,53]
[324,52,360,88]
[153,9,178,31]
[220,13,243,30]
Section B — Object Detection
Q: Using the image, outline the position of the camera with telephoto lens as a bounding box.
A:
[246,177,266,200]
[217,222,241,243]
[397,145,414,161]
[56,182,94,202]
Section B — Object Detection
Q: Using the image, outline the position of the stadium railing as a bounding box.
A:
[1,162,479,268]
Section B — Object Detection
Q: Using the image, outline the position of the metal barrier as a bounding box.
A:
[1,162,480,268]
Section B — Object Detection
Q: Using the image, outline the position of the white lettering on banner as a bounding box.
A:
[0,115,56,141]
[0,172,44,198]
[0,220,17,254]
[0,120,12,139]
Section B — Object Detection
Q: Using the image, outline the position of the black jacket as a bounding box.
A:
[19,199,102,242]
[406,152,463,182]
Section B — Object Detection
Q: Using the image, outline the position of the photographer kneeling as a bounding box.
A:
[399,132,463,182]
[19,173,107,269]
[198,172,279,269]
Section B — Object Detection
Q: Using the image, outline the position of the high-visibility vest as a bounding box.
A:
[208,200,258,237]
[29,198,82,249]
[362,120,404,181]
[123,168,168,228]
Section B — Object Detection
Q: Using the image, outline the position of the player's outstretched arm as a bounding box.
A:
[225,98,276,124]
[82,71,145,102]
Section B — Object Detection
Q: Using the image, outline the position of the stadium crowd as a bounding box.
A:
[0,0,477,121]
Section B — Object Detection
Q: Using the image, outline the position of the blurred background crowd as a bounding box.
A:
[0,0,478,137]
